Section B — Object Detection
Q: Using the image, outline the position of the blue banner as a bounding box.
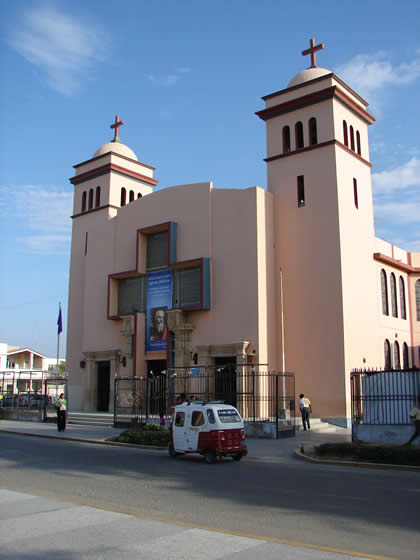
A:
[146,270,172,352]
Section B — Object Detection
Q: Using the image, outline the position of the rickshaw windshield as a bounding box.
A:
[217,409,241,423]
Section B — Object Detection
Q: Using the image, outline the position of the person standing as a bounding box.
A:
[298,393,312,431]
[56,393,67,432]
[405,396,420,445]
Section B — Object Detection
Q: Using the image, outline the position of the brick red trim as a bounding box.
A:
[72,204,120,219]
[374,253,420,274]
[70,163,158,186]
[265,139,373,167]
[138,222,172,235]
[256,85,375,125]
[262,72,368,107]
[169,258,203,270]
[74,151,155,171]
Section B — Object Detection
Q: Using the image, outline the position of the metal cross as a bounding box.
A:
[110,114,124,140]
[301,38,325,68]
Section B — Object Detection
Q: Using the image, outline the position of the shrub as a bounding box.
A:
[116,425,169,446]
[315,442,420,466]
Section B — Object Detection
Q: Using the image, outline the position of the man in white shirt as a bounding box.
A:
[298,393,312,431]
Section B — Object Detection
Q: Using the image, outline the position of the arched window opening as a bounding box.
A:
[137,193,142,199]
[403,343,409,369]
[295,121,304,149]
[381,270,389,315]
[399,277,406,320]
[350,126,355,151]
[129,190,134,202]
[390,273,398,318]
[394,341,400,369]
[343,121,348,146]
[121,187,126,207]
[95,186,101,208]
[282,126,291,153]
[309,117,318,145]
[356,131,361,155]
[81,191,86,213]
[353,178,358,209]
[384,339,391,370]
[88,188,93,210]
[416,279,420,321]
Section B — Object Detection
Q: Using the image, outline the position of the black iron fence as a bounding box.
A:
[114,366,296,438]
[0,371,67,422]
[351,368,420,425]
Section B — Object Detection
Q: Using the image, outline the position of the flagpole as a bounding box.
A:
[57,302,62,367]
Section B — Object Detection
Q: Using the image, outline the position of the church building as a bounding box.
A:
[66,39,420,423]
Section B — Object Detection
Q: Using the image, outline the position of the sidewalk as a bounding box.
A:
[0,418,351,462]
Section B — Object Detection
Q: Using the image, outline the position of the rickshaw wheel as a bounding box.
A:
[204,450,217,464]
[168,445,177,458]
[232,453,242,461]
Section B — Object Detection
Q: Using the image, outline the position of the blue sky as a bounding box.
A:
[1,0,419,358]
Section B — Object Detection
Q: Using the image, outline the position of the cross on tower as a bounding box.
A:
[110,114,124,140]
[301,38,325,68]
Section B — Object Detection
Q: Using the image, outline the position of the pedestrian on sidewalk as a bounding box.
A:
[56,393,67,432]
[405,396,420,445]
[298,393,312,431]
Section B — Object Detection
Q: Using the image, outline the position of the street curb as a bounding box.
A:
[294,448,420,472]
[0,429,167,451]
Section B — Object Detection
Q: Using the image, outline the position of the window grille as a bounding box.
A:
[173,267,201,308]
[146,231,169,271]
[118,277,146,315]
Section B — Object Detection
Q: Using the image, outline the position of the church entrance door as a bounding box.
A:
[97,361,110,412]
[214,357,237,407]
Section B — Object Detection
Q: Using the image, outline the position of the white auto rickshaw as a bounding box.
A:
[168,401,247,464]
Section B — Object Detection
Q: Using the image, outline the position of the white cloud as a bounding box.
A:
[373,197,420,225]
[336,51,420,98]
[8,7,107,95]
[2,185,73,254]
[147,67,191,87]
[372,157,420,195]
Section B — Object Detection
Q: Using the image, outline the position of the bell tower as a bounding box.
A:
[257,40,379,420]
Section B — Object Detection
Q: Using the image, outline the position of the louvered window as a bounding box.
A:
[399,276,406,320]
[390,273,398,318]
[394,341,400,369]
[146,231,168,271]
[384,339,391,369]
[403,343,409,369]
[173,267,201,308]
[381,270,389,316]
[118,277,146,315]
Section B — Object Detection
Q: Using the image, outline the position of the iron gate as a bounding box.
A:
[114,367,296,437]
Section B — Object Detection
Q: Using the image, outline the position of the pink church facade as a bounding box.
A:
[66,45,420,422]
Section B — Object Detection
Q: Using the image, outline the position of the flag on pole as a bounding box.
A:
[57,304,63,335]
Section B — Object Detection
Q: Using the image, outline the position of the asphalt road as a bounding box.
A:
[1,434,419,560]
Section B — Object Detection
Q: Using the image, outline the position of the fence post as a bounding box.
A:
[275,374,279,439]
[113,377,117,427]
[252,367,255,422]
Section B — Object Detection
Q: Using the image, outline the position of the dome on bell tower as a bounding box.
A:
[93,114,138,161]
[93,138,138,161]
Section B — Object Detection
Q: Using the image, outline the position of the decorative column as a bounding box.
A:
[167,309,194,368]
